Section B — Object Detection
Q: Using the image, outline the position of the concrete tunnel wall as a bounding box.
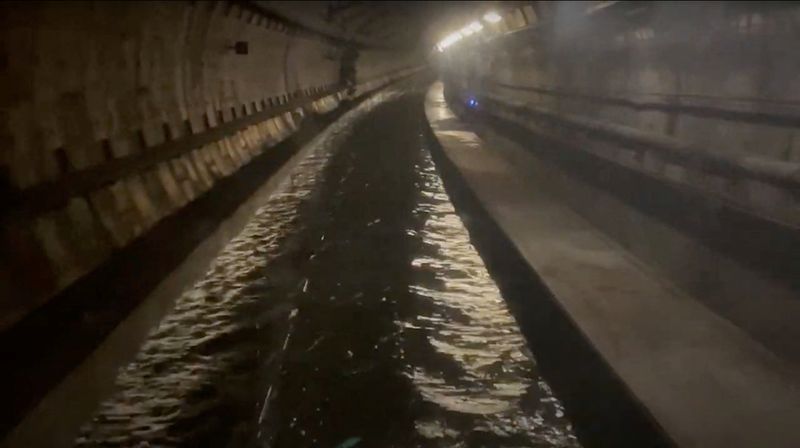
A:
[447,2,800,161]
[438,2,800,228]
[0,1,421,330]
[437,2,800,363]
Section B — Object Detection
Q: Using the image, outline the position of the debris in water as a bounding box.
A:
[336,436,362,448]
[306,336,325,352]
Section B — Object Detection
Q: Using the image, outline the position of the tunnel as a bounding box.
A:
[1,1,799,447]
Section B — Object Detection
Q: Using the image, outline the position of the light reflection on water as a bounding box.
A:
[76,93,578,448]
[74,153,334,447]
[400,152,577,447]
[75,93,389,447]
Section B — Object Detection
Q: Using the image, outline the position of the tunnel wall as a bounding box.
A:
[437,2,800,247]
[439,2,800,227]
[0,1,420,330]
[446,2,800,162]
[437,2,800,363]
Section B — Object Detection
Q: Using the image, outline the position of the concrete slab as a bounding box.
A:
[425,81,800,448]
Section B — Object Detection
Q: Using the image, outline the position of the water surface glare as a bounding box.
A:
[77,92,579,448]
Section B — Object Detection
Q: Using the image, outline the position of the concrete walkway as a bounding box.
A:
[425,81,800,448]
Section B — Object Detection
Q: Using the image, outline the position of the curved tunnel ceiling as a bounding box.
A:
[257,1,505,50]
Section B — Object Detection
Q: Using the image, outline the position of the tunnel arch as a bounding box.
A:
[0,1,420,330]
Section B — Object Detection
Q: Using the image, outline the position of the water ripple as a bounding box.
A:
[400,152,578,447]
[75,92,578,448]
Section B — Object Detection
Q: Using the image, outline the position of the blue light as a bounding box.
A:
[466,97,479,109]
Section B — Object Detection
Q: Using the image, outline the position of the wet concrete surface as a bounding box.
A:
[76,92,579,447]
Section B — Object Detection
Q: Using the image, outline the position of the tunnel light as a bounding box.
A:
[436,20,484,52]
[483,11,503,23]
[437,31,463,51]
[461,21,484,36]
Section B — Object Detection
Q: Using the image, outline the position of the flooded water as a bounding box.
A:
[76,91,579,448]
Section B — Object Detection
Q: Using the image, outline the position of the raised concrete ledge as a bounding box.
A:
[425,81,800,448]
[446,82,800,365]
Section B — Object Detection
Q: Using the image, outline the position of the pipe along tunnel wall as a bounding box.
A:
[0,1,423,444]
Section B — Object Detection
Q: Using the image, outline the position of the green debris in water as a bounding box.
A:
[336,436,362,448]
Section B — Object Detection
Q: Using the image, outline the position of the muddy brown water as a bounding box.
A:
[76,91,579,448]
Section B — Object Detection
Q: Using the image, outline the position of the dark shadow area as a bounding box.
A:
[339,44,360,95]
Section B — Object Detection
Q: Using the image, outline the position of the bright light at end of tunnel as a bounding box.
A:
[483,11,502,24]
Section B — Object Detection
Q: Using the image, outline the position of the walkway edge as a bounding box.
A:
[424,81,800,448]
